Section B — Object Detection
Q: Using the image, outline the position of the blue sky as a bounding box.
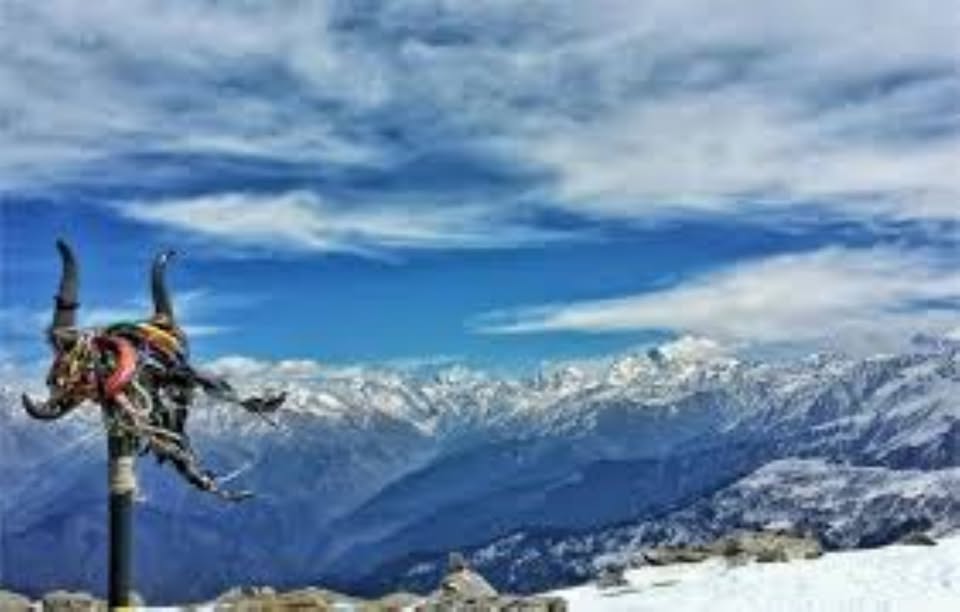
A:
[1,1,958,373]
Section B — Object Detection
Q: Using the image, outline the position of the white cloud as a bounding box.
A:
[0,1,387,193]
[204,353,462,382]
[488,1,960,223]
[522,88,960,222]
[205,356,325,382]
[475,247,960,354]
[120,190,572,254]
[2,0,957,230]
[1,1,957,363]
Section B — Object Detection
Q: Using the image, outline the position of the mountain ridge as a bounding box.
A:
[1,336,958,601]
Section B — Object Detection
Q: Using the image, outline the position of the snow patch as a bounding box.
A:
[550,535,960,611]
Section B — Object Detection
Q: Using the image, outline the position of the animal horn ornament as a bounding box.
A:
[152,249,176,323]
[49,239,80,344]
[22,240,287,501]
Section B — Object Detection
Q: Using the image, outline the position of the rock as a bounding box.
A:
[372,591,424,609]
[0,590,33,612]
[755,547,789,563]
[641,545,712,566]
[283,587,356,607]
[447,552,469,573]
[41,590,106,611]
[640,530,823,568]
[214,585,348,610]
[273,589,333,610]
[434,552,498,600]
[416,594,567,611]
[717,530,823,562]
[898,531,937,546]
[418,552,566,610]
[595,564,629,589]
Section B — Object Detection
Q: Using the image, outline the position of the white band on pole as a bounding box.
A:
[110,456,137,495]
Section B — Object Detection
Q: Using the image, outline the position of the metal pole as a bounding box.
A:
[108,432,136,609]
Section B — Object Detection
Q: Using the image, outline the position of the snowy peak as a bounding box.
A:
[652,335,737,365]
[604,336,739,388]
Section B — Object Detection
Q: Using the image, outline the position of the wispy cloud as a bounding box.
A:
[522,86,960,223]
[474,247,960,354]
[493,2,960,224]
[119,190,572,255]
[205,352,463,382]
[3,0,959,361]
[2,1,956,231]
[0,1,386,191]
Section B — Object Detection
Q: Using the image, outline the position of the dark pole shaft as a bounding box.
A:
[108,432,136,609]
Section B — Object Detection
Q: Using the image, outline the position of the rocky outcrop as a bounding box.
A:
[641,530,823,567]
[415,553,567,611]
[897,531,937,546]
[41,590,107,611]
[433,553,498,600]
[595,565,629,589]
[641,546,712,566]
[213,585,358,610]
[415,597,567,611]
[0,590,32,612]
[372,591,423,609]
[0,581,565,611]
[718,530,823,564]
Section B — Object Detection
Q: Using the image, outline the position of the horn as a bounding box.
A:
[49,239,79,337]
[21,393,74,421]
[151,250,177,322]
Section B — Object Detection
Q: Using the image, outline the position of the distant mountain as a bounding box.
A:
[1,337,958,602]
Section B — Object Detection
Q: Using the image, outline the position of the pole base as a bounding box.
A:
[108,433,137,609]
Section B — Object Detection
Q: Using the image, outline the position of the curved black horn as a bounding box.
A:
[151,250,177,322]
[50,239,79,334]
[21,393,73,421]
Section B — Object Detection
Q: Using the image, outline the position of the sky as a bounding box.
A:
[1,0,958,374]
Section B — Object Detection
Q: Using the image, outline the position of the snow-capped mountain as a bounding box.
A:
[1,337,958,603]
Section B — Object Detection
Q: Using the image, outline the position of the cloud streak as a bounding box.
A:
[475,247,960,354]
[120,190,574,255]
[2,0,957,229]
[3,0,958,357]
[493,1,960,224]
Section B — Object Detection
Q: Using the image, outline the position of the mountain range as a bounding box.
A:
[1,335,958,603]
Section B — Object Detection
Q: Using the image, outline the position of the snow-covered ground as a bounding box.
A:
[550,536,960,611]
